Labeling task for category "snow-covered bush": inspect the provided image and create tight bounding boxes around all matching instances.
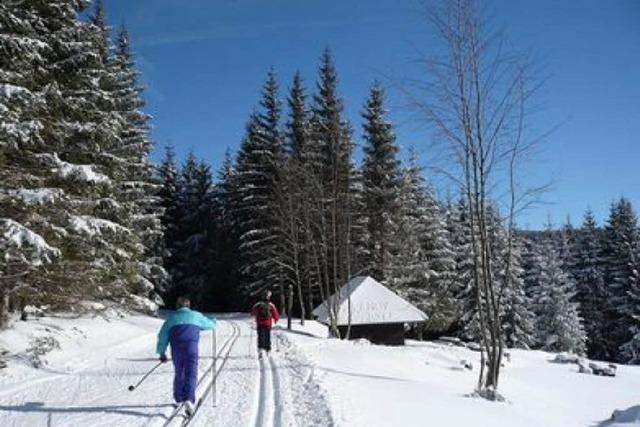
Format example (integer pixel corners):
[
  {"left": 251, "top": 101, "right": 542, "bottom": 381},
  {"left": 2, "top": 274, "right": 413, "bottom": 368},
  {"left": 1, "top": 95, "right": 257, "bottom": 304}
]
[
  {"left": 127, "top": 295, "right": 159, "bottom": 315},
  {"left": 552, "top": 352, "right": 582, "bottom": 364},
  {"left": 589, "top": 362, "right": 617, "bottom": 377},
  {"left": 26, "top": 336, "right": 60, "bottom": 368}
]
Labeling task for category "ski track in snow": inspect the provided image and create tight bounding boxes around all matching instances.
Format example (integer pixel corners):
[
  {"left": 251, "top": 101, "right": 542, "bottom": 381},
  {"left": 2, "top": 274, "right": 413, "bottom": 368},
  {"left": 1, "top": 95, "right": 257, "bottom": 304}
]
[
  {"left": 250, "top": 350, "right": 283, "bottom": 427},
  {"left": 0, "top": 316, "right": 335, "bottom": 427},
  {"left": 271, "top": 329, "right": 334, "bottom": 427},
  {"left": 270, "top": 353, "right": 284, "bottom": 427},
  {"left": 253, "top": 354, "right": 275, "bottom": 427}
]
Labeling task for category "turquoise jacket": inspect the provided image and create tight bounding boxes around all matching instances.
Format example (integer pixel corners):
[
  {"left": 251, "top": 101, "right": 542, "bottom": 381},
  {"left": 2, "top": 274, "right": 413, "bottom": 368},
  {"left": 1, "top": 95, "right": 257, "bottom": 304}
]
[{"left": 156, "top": 307, "right": 217, "bottom": 354}]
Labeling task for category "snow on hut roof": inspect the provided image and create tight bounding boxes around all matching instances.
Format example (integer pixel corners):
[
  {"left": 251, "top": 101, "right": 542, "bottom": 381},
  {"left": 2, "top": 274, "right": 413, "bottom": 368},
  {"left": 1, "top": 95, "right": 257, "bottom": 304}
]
[{"left": 312, "top": 276, "right": 427, "bottom": 326}]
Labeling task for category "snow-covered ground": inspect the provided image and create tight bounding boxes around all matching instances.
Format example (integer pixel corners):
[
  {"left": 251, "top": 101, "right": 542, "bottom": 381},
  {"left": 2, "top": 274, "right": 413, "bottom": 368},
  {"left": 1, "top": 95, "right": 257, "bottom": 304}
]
[
  {"left": 0, "top": 311, "right": 331, "bottom": 427},
  {"left": 0, "top": 312, "right": 637, "bottom": 427},
  {"left": 282, "top": 321, "right": 640, "bottom": 427}
]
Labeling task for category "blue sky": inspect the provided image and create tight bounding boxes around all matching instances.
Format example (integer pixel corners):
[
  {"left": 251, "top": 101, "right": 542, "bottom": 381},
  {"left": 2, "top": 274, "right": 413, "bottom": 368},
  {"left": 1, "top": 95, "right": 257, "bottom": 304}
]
[{"left": 102, "top": 0, "right": 640, "bottom": 229}]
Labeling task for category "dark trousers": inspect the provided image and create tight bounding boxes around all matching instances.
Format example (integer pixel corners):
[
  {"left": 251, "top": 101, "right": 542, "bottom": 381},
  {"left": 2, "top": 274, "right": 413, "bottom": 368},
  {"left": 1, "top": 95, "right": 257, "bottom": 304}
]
[
  {"left": 257, "top": 325, "right": 272, "bottom": 352},
  {"left": 171, "top": 341, "right": 198, "bottom": 403}
]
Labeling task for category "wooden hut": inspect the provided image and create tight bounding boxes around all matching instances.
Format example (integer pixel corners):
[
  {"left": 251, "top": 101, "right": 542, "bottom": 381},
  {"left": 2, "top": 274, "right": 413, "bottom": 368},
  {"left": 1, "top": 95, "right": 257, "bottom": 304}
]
[{"left": 312, "top": 276, "right": 427, "bottom": 345}]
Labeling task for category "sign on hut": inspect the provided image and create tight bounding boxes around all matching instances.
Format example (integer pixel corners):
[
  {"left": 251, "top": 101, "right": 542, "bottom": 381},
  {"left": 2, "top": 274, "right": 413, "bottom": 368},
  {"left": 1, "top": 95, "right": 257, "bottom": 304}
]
[{"left": 312, "top": 276, "right": 427, "bottom": 345}]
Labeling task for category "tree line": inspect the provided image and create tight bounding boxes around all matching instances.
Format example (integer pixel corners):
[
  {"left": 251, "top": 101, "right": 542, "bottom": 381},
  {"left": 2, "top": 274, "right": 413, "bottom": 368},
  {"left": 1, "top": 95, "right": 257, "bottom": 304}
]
[
  {"left": 156, "top": 52, "right": 640, "bottom": 365},
  {"left": 1, "top": 0, "right": 638, "bottom": 372}
]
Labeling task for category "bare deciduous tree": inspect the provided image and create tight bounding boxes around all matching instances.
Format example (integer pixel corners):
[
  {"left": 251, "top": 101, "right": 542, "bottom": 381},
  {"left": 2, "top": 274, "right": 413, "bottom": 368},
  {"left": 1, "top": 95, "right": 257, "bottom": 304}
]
[{"left": 403, "top": 0, "right": 547, "bottom": 398}]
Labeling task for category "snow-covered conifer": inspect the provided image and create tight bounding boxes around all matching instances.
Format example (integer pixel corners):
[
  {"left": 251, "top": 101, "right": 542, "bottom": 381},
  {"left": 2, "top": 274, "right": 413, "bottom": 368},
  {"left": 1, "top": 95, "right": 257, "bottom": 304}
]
[
  {"left": 361, "top": 83, "right": 402, "bottom": 281},
  {"left": 573, "top": 209, "right": 607, "bottom": 359},
  {"left": 448, "top": 199, "right": 479, "bottom": 340},
  {"left": 392, "top": 154, "right": 456, "bottom": 332},
  {"left": 173, "top": 156, "right": 214, "bottom": 303},
  {"left": 498, "top": 234, "right": 537, "bottom": 349},
  {"left": 533, "top": 236, "right": 586, "bottom": 354},
  {"left": 602, "top": 198, "right": 640, "bottom": 362},
  {"left": 111, "top": 25, "right": 166, "bottom": 301}
]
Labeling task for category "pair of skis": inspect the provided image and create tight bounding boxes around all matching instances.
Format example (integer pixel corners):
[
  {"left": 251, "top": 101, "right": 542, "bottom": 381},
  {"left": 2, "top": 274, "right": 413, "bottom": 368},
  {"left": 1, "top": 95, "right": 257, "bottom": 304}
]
[{"left": 163, "top": 399, "right": 199, "bottom": 426}]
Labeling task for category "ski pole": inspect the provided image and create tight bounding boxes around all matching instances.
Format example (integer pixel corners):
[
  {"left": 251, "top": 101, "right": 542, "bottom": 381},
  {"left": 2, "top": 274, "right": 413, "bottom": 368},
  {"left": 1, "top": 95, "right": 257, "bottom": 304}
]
[
  {"left": 128, "top": 361, "right": 163, "bottom": 391},
  {"left": 212, "top": 329, "right": 217, "bottom": 408}
]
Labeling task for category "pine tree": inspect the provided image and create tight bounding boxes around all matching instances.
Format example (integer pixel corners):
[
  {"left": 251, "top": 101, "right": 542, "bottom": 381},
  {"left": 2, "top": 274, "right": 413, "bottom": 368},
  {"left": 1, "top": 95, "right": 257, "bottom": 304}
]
[
  {"left": 73, "top": 2, "right": 152, "bottom": 307},
  {"left": 497, "top": 233, "right": 536, "bottom": 349},
  {"left": 347, "top": 162, "right": 369, "bottom": 281},
  {"left": 311, "top": 48, "right": 355, "bottom": 302},
  {"left": 1, "top": 0, "right": 163, "bottom": 318},
  {"left": 158, "top": 145, "right": 181, "bottom": 289},
  {"left": 449, "top": 199, "right": 479, "bottom": 340},
  {"left": 621, "top": 260, "right": 640, "bottom": 363},
  {"left": 258, "top": 70, "right": 288, "bottom": 310},
  {"left": 173, "top": 156, "right": 214, "bottom": 305},
  {"left": 111, "top": 24, "right": 166, "bottom": 302},
  {"left": 0, "top": 1, "right": 58, "bottom": 324},
  {"left": 558, "top": 217, "right": 578, "bottom": 280},
  {"left": 209, "top": 149, "right": 241, "bottom": 311},
  {"left": 602, "top": 198, "right": 640, "bottom": 362},
  {"left": 574, "top": 209, "right": 607, "bottom": 359},
  {"left": 361, "top": 83, "right": 401, "bottom": 282},
  {"left": 274, "top": 71, "right": 320, "bottom": 321},
  {"left": 392, "top": 158, "right": 429, "bottom": 292},
  {"left": 285, "top": 72, "right": 313, "bottom": 316},
  {"left": 533, "top": 236, "right": 586, "bottom": 354},
  {"left": 285, "top": 71, "right": 338, "bottom": 318},
  {"left": 234, "top": 110, "right": 277, "bottom": 299},
  {"left": 2, "top": 0, "right": 147, "bottom": 311},
  {"left": 392, "top": 154, "right": 456, "bottom": 333},
  {"left": 288, "top": 72, "right": 309, "bottom": 160}
]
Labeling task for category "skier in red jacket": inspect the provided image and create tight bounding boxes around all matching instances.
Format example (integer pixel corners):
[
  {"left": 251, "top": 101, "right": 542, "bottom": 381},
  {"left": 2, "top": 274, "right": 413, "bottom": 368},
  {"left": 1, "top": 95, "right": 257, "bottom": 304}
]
[{"left": 251, "top": 290, "right": 280, "bottom": 357}]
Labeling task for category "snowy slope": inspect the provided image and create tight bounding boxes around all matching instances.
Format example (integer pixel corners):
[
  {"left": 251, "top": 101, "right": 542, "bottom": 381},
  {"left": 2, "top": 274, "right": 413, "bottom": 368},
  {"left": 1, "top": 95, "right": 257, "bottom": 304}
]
[
  {"left": 0, "top": 313, "right": 638, "bottom": 427},
  {"left": 280, "top": 321, "right": 640, "bottom": 427}
]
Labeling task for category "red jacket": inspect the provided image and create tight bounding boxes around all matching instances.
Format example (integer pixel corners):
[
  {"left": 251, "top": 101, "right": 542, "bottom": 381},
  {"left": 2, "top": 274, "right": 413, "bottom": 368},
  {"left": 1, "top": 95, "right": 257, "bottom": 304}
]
[{"left": 251, "top": 301, "right": 280, "bottom": 328}]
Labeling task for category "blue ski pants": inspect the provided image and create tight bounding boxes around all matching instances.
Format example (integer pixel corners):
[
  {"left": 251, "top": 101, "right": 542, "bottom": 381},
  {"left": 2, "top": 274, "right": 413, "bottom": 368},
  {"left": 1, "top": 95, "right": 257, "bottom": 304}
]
[{"left": 171, "top": 341, "right": 199, "bottom": 403}]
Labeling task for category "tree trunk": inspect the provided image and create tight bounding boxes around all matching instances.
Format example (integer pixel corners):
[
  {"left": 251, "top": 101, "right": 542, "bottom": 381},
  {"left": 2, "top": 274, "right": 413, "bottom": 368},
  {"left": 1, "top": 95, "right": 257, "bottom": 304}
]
[
  {"left": 287, "top": 283, "right": 294, "bottom": 330},
  {"left": 296, "top": 274, "right": 305, "bottom": 326},
  {"left": 0, "top": 290, "right": 9, "bottom": 330},
  {"left": 278, "top": 271, "right": 286, "bottom": 318}
]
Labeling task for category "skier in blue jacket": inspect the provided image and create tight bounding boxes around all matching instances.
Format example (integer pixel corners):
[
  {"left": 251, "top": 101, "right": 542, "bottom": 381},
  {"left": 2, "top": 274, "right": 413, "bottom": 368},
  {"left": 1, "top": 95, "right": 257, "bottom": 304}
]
[{"left": 156, "top": 296, "right": 216, "bottom": 416}]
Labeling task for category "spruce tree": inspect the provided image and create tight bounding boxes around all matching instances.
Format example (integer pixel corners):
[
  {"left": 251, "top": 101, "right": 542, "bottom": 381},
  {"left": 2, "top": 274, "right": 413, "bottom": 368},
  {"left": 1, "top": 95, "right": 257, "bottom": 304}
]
[
  {"left": 288, "top": 71, "right": 310, "bottom": 160},
  {"left": 3, "top": 0, "right": 145, "bottom": 309},
  {"left": 209, "top": 150, "right": 241, "bottom": 311},
  {"left": 111, "top": 25, "right": 166, "bottom": 301},
  {"left": 533, "top": 236, "right": 586, "bottom": 354},
  {"left": 1, "top": 0, "right": 163, "bottom": 317},
  {"left": 361, "top": 83, "right": 401, "bottom": 282},
  {"left": 0, "top": 0, "right": 58, "bottom": 323},
  {"left": 621, "top": 263, "right": 640, "bottom": 363},
  {"left": 257, "top": 70, "right": 288, "bottom": 310},
  {"left": 393, "top": 154, "right": 456, "bottom": 333},
  {"left": 285, "top": 72, "right": 327, "bottom": 317},
  {"left": 235, "top": 70, "right": 285, "bottom": 306},
  {"left": 310, "top": 49, "right": 355, "bottom": 306},
  {"left": 173, "top": 157, "right": 214, "bottom": 305},
  {"left": 574, "top": 209, "right": 607, "bottom": 359},
  {"left": 158, "top": 145, "right": 182, "bottom": 294},
  {"left": 234, "top": 110, "right": 277, "bottom": 300},
  {"left": 77, "top": 2, "right": 153, "bottom": 307},
  {"left": 449, "top": 199, "right": 479, "bottom": 340},
  {"left": 602, "top": 198, "right": 640, "bottom": 362},
  {"left": 496, "top": 231, "right": 536, "bottom": 349}
]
